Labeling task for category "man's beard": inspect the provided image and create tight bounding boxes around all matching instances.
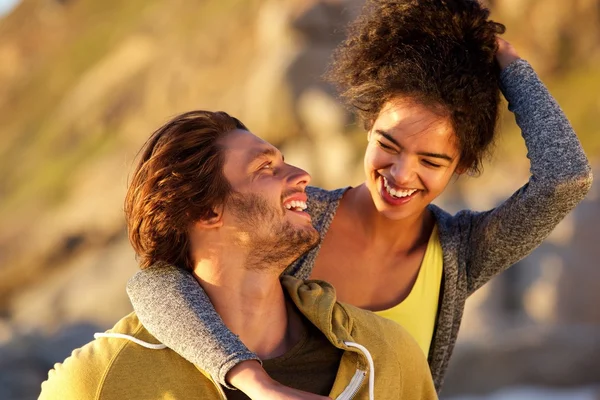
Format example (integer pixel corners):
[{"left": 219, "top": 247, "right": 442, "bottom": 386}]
[{"left": 228, "top": 191, "right": 320, "bottom": 272}]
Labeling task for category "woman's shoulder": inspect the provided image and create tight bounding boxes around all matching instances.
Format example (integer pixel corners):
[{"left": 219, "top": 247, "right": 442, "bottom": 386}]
[
  {"left": 306, "top": 186, "right": 349, "bottom": 224},
  {"left": 306, "top": 186, "right": 348, "bottom": 204},
  {"left": 428, "top": 203, "right": 481, "bottom": 246},
  {"left": 429, "top": 203, "right": 462, "bottom": 229}
]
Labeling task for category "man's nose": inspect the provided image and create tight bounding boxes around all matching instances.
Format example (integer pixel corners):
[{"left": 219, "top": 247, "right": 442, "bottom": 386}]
[{"left": 287, "top": 165, "right": 311, "bottom": 189}]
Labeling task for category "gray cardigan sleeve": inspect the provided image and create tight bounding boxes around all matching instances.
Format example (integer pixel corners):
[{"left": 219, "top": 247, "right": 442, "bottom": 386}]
[
  {"left": 463, "top": 59, "right": 593, "bottom": 294},
  {"left": 126, "top": 263, "right": 261, "bottom": 386}
]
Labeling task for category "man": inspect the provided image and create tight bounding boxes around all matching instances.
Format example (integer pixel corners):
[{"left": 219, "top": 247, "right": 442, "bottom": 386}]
[{"left": 39, "top": 111, "right": 437, "bottom": 399}]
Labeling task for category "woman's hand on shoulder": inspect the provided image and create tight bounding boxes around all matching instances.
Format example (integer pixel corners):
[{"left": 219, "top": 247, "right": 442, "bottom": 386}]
[
  {"left": 496, "top": 37, "right": 521, "bottom": 70},
  {"left": 250, "top": 382, "right": 333, "bottom": 399},
  {"left": 227, "top": 360, "right": 331, "bottom": 399}
]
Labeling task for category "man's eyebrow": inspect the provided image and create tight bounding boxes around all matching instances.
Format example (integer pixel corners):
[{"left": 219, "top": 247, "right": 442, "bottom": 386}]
[
  {"left": 375, "top": 129, "right": 454, "bottom": 162},
  {"left": 249, "top": 147, "right": 283, "bottom": 163}
]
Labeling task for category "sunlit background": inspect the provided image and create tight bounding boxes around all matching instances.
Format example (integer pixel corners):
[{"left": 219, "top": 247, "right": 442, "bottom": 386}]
[
  {"left": 0, "top": 0, "right": 19, "bottom": 16},
  {"left": 0, "top": 0, "right": 598, "bottom": 399}
]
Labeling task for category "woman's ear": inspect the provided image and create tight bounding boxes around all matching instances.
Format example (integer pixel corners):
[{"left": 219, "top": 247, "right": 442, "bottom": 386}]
[
  {"left": 454, "top": 165, "right": 468, "bottom": 176},
  {"left": 453, "top": 158, "right": 471, "bottom": 176}
]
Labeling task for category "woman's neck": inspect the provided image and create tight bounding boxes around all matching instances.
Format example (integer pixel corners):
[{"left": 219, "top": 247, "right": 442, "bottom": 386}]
[{"left": 344, "top": 184, "right": 434, "bottom": 253}]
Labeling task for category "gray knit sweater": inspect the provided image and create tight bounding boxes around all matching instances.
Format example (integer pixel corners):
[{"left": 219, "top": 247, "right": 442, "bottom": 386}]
[{"left": 126, "top": 60, "right": 593, "bottom": 392}]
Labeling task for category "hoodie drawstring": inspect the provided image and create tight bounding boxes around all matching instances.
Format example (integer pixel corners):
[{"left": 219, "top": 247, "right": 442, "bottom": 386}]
[
  {"left": 94, "top": 333, "right": 373, "bottom": 399},
  {"left": 94, "top": 332, "right": 167, "bottom": 350},
  {"left": 344, "top": 341, "right": 375, "bottom": 400}
]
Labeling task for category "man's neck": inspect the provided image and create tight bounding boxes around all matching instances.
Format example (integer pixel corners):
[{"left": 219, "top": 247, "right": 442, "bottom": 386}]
[{"left": 193, "top": 263, "right": 303, "bottom": 359}]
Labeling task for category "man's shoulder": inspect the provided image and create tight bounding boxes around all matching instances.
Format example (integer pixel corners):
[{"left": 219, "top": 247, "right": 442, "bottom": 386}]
[
  {"left": 39, "top": 312, "right": 145, "bottom": 399},
  {"left": 334, "top": 303, "right": 438, "bottom": 399},
  {"left": 336, "top": 302, "right": 418, "bottom": 348},
  {"left": 283, "top": 277, "right": 421, "bottom": 352},
  {"left": 280, "top": 279, "right": 437, "bottom": 399},
  {"left": 337, "top": 302, "right": 425, "bottom": 362},
  {"left": 39, "top": 312, "right": 220, "bottom": 400}
]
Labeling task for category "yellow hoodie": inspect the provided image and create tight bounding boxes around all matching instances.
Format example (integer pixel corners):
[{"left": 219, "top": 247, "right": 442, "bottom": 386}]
[{"left": 39, "top": 276, "right": 437, "bottom": 399}]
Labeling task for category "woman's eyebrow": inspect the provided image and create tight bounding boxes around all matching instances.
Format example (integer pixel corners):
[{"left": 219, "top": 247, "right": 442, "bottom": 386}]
[
  {"left": 418, "top": 151, "right": 453, "bottom": 161},
  {"left": 376, "top": 130, "right": 401, "bottom": 147}
]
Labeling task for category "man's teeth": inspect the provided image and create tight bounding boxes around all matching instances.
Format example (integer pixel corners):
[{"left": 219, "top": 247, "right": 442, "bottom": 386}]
[
  {"left": 284, "top": 200, "right": 307, "bottom": 211},
  {"left": 383, "top": 177, "right": 417, "bottom": 198}
]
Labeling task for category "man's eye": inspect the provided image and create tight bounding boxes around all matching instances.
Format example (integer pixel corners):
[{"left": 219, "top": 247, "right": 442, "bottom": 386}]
[{"left": 261, "top": 162, "right": 273, "bottom": 170}]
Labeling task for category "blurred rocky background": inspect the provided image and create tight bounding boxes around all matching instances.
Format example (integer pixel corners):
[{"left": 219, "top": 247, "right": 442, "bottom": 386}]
[{"left": 0, "top": 0, "right": 598, "bottom": 399}]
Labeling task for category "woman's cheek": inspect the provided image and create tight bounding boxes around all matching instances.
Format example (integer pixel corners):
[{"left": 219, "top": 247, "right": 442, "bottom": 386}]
[
  {"left": 366, "top": 147, "right": 392, "bottom": 170},
  {"left": 426, "top": 168, "right": 454, "bottom": 191},
  {"left": 363, "top": 146, "right": 379, "bottom": 169}
]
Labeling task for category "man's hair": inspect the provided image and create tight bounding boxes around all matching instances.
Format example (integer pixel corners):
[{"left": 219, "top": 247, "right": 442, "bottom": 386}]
[
  {"left": 326, "top": 0, "right": 505, "bottom": 174},
  {"left": 125, "top": 110, "right": 248, "bottom": 270}
]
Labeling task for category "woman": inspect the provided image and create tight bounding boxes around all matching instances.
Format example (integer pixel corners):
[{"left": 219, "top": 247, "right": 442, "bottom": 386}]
[{"left": 126, "top": 0, "right": 592, "bottom": 397}]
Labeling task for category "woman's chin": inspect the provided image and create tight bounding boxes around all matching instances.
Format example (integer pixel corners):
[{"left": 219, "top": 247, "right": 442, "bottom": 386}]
[{"left": 371, "top": 189, "right": 426, "bottom": 222}]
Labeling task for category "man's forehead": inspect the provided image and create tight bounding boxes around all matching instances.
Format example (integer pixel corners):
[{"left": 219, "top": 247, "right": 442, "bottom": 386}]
[{"left": 221, "top": 129, "right": 279, "bottom": 162}]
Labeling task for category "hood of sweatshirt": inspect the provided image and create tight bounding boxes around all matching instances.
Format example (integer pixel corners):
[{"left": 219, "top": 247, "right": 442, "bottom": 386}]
[
  {"left": 90, "top": 277, "right": 436, "bottom": 400},
  {"left": 281, "top": 276, "right": 364, "bottom": 356}
]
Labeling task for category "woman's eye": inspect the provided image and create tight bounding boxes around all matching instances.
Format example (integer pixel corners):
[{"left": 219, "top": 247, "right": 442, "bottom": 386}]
[
  {"left": 261, "top": 162, "right": 273, "bottom": 170},
  {"left": 423, "top": 160, "right": 441, "bottom": 168},
  {"left": 377, "top": 141, "right": 396, "bottom": 152}
]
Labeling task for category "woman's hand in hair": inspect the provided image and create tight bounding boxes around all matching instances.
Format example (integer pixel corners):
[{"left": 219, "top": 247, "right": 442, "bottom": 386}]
[{"left": 495, "top": 37, "right": 521, "bottom": 70}]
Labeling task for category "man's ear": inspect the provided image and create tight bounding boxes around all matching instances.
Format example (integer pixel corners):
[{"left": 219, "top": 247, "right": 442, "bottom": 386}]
[{"left": 196, "top": 206, "right": 224, "bottom": 229}]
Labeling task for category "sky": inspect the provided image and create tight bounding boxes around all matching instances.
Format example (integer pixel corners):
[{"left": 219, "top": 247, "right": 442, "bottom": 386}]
[{"left": 0, "top": 0, "right": 20, "bottom": 17}]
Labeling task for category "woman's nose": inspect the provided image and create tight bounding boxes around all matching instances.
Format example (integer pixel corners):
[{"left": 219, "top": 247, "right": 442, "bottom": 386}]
[{"left": 390, "top": 156, "right": 415, "bottom": 185}]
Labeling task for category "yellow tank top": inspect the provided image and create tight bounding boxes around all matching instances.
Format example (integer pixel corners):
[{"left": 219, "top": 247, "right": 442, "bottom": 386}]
[{"left": 374, "top": 225, "right": 443, "bottom": 357}]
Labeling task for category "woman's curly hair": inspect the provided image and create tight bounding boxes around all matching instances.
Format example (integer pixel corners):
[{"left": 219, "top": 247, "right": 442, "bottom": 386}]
[{"left": 326, "top": 0, "right": 506, "bottom": 174}]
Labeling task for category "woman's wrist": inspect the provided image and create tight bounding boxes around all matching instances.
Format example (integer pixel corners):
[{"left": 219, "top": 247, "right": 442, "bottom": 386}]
[
  {"left": 226, "top": 360, "right": 332, "bottom": 399},
  {"left": 226, "top": 360, "right": 274, "bottom": 396}
]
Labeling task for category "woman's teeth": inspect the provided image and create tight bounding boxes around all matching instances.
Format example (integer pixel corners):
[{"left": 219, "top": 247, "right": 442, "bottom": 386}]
[
  {"left": 383, "top": 177, "right": 417, "bottom": 198},
  {"left": 284, "top": 200, "right": 307, "bottom": 211}
]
